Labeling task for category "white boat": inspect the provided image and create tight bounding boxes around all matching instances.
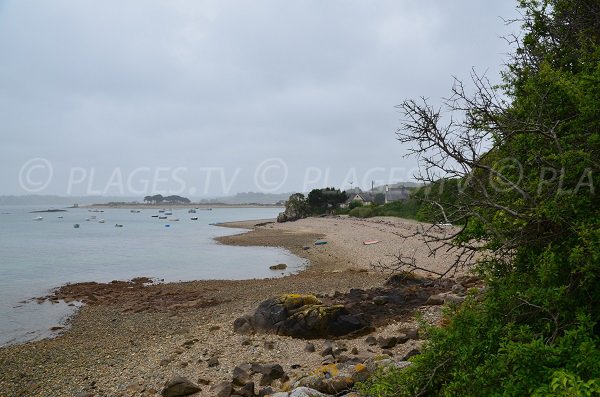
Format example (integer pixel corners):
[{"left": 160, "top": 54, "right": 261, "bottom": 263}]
[
  {"left": 168, "top": 218, "right": 180, "bottom": 221},
  {"left": 98, "top": 219, "right": 105, "bottom": 223},
  {"left": 33, "top": 216, "right": 43, "bottom": 221},
  {"left": 165, "top": 211, "right": 173, "bottom": 216}
]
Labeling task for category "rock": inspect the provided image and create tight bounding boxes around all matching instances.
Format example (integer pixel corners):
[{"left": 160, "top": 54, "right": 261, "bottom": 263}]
[
  {"left": 207, "top": 356, "right": 220, "bottom": 367},
  {"left": 372, "top": 296, "right": 389, "bottom": 305},
  {"left": 237, "top": 382, "right": 256, "bottom": 397},
  {"left": 233, "top": 365, "right": 251, "bottom": 386},
  {"left": 320, "top": 346, "right": 333, "bottom": 357},
  {"left": 161, "top": 376, "right": 201, "bottom": 397},
  {"left": 209, "top": 325, "right": 221, "bottom": 331},
  {"left": 321, "top": 355, "right": 335, "bottom": 364},
  {"left": 351, "top": 347, "right": 359, "bottom": 355},
  {"left": 363, "top": 355, "right": 396, "bottom": 374},
  {"left": 377, "top": 336, "right": 398, "bottom": 349},
  {"left": 452, "top": 283, "right": 466, "bottom": 294},
  {"left": 236, "top": 294, "right": 370, "bottom": 339},
  {"left": 351, "top": 363, "right": 371, "bottom": 383},
  {"left": 304, "top": 342, "right": 316, "bottom": 352},
  {"left": 396, "top": 333, "right": 409, "bottom": 344},
  {"left": 402, "top": 348, "right": 421, "bottom": 360},
  {"left": 400, "top": 328, "right": 419, "bottom": 340},
  {"left": 270, "top": 393, "right": 290, "bottom": 397},
  {"left": 74, "top": 393, "right": 94, "bottom": 397},
  {"left": 425, "top": 294, "right": 445, "bottom": 305},
  {"left": 257, "top": 387, "right": 276, "bottom": 397},
  {"left": 233, "top": 315, "right": 256, "bottom": 335},
  {"left": 241, "top": 337, "right": 252, "bottom": 346},
  {"left": 159, "top": 358, "right": 172, "bottom": 366},
  {"left": 294, "top": 364, "right": 354, "bottom": 394},
  {"left": 197, "top": 378, "right": 211, "bottom": 386},
  {"left": 254, "top": 363, "right": 285, "bottom": 386},
  {"left": 443, "top": 293, "right": 466, "bottom": 304},
  {"left": 289, "top": 387, "right": 328, "bottom": 397},
  {"left": 364, "top": 336, "right": 377, "bottom": 346},
  {"left": 211, "top": 382, "right": 234, "bottom": 397},
  {"left": 269, "top": 263, "right": 288, "bottom": 270}
]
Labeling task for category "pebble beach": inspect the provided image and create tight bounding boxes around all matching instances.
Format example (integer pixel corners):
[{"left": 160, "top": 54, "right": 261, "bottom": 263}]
[{"left": 0, "top": 216, "right": 469, "bottom": 397}]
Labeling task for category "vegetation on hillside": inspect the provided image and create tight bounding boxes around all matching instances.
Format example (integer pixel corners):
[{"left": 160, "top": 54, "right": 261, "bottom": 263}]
[{"left": 359, "top": 0, "right": 600, "bottom": 395}]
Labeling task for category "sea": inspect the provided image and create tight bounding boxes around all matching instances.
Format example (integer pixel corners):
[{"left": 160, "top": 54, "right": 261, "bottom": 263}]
[{"left": 0, "top": 205, "right": 306, "bottom": 347}]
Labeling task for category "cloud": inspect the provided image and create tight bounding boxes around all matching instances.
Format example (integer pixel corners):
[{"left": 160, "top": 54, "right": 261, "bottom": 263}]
[{"left": 0, "top": 0, "right": 518, "bottom": 196}]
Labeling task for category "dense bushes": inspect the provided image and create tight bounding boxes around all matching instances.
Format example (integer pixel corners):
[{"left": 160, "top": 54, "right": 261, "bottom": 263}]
[{"left": 360, "top": 0, "right": 600, "bottom": 395}]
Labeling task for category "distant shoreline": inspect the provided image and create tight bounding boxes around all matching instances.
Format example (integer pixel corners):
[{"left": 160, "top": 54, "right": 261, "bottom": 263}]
[{"left": 83, "top": 203, "right": 284, "bottom": 209}]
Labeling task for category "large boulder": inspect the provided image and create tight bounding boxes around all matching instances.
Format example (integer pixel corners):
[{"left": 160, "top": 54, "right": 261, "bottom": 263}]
[{"left": 234, "top": 294, "right": 370, "bottom": 339}]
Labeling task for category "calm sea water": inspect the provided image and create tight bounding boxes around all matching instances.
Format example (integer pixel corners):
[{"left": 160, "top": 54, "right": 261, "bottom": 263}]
[{"left": 0, "top": 206, "right": 305, "bottom": 346}]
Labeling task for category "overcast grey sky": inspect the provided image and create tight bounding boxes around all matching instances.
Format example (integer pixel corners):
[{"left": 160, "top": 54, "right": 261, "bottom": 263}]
[{"left": 0, "top": 0, "right": 518, "bottom": 197}]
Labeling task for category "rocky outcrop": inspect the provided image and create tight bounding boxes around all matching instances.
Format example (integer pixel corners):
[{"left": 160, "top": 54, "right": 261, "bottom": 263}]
[
  {"left": 233, "top": 294, "right": 371, "bottom": 339},
  {"left": 293, "top": 357, "right": 411, "bottom": 395},
  {"left": 277, "top": 194, "right": 309, "bottom": 223}
]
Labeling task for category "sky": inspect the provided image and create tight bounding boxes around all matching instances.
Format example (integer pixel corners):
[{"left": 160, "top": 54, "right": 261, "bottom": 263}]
[{"left": 0, "top": 0, "right": 519, "bottom": 198}]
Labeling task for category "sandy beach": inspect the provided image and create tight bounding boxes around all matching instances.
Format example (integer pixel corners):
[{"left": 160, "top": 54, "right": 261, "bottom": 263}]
[{"left": 0, "top": 216, "right": 470, "bottom": 397}]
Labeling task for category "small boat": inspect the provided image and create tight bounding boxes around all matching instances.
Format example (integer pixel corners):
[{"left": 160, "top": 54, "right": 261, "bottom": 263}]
[
  {"left": 363, "top": 240, "right": 380, "bottom": 245},
  {"left": 98, "top": 219, "right": 105, "bottom": 223},
  {"left": 130, "top": 210, "right": 141, "bottom": 213},
  {"left": 158, "top": 209, "right": 165, "bottom": 213},
  {"left": 165, "top": 211, "right": 173, "bottom": 216},
  {"left": 114, "top": 224, "right": 123, "bottom": 228},
  {"left": 168, "top": 218, "right": 180, "bottom": 221},
  {"left": 91, "top": 215, "right": 97, "bottom": 220},
  {"left": 33, "top": 216, "right": 43, "bottom": 221},
  {"left": 188, "top": 209, "right": 197, "bottom": 213},
  {"left": 151, "top": 215, "right": 159, "bottom": 218},
  {"left": 85, "top": 218, "right": 90, "bottom": 221},
  {"left": 73, "top": 224, "right": 80, "bottom": 228},
  {"left": 158, "top": 216, "right": 167, "bottom": 219},
  {"left": 164, "top": 224, "right": 171, "bottom": 228},
  {"left": 57, "top": 216, "right": 63, "bottom": 219},
  {"left": 314, "top": 240, "right": 327, "bottom": 245},
  {"left": 190, "top": 217, "right": 198, "bottom": 220}
]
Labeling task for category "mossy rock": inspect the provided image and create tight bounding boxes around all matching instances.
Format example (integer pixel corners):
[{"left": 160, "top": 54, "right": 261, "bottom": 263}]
[{"left": 237, "top": 294, "right": 371, "bottom": 339}]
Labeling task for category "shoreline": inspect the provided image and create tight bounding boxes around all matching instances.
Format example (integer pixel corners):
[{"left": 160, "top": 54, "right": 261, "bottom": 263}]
[
  {"left": 0, "top": 216, "right": 466, "bottom": 397},
  {"left": 82, "top": 204, "right": 284, "bottom": 209}
]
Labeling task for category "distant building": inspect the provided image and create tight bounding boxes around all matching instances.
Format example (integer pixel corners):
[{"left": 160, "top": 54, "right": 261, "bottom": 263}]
[
  {"left": 384, "top": 185, "right": 410, "bottom": 203},
  {"left": 342, "top": 192, "right": 375, "bottom": 208}
]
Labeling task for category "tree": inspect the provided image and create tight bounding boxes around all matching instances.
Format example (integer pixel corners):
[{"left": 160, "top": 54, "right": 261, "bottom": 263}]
[
  {"left": 363, "top": 1, "right": 600, "bottom": 395},
  {"left": 308, "top": 187, "right": 348, "bottom": 213}
]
